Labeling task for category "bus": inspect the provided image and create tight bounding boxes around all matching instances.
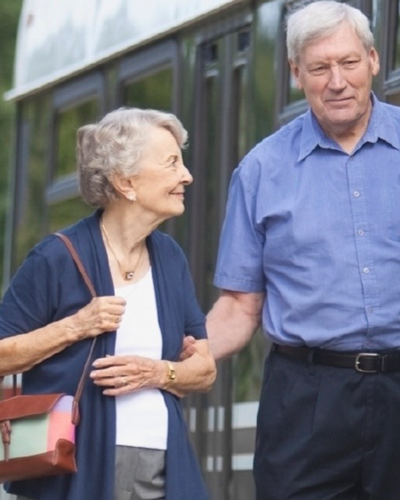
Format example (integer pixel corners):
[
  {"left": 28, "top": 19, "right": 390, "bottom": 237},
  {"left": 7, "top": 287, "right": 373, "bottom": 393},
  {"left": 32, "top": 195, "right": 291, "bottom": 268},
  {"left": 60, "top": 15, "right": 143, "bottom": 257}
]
[{"left": 2, "top": 0, "right": 400, "bottom": 498}]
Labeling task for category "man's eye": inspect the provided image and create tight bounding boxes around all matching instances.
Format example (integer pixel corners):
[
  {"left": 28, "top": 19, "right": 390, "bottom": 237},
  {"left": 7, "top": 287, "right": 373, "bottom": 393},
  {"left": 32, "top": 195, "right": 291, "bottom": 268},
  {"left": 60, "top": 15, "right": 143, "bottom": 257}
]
[
  {"left": 311, "top": 67, "right": 326, "bottom": 75},
  {"left": 343, "top": 60, "right": 359, "bottom": 68}
]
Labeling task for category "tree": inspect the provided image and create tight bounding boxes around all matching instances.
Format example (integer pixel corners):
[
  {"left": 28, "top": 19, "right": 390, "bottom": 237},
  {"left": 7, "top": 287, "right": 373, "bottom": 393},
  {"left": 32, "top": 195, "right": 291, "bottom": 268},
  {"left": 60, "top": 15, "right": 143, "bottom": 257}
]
[{"left": 0, "top": 0, "right": 24, "bottom": 285}]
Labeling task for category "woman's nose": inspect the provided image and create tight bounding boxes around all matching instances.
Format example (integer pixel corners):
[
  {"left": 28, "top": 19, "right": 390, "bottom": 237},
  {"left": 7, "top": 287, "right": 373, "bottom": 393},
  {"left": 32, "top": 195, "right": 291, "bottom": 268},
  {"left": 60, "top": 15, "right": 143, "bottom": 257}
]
[{"left": 181, "top": 165, "right": 193, "bottom": 185}]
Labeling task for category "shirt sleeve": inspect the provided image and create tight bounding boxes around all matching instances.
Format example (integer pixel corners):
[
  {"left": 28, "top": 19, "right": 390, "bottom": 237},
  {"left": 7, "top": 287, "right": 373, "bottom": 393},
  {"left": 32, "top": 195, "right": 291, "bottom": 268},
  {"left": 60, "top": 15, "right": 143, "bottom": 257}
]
[
  {"left": 0, "top": 241, "right": 57, "bottom": 339},
  {"left": 214, "top": 154, "right": 266, "bottom": 293}
]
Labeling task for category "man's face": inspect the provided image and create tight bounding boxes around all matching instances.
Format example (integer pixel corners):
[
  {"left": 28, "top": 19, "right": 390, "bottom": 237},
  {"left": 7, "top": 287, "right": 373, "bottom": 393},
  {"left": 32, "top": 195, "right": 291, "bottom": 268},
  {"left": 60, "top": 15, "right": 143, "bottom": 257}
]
[{"left": 290, "top": 23, "right": 380, "bottom": 138}]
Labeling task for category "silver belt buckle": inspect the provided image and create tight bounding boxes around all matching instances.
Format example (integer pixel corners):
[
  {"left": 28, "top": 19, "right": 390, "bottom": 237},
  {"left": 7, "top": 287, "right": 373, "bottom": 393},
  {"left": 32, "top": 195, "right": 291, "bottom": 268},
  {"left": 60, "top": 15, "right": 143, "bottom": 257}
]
[{"left": 355, "top": 352, "right": 381, "bottom": 373}]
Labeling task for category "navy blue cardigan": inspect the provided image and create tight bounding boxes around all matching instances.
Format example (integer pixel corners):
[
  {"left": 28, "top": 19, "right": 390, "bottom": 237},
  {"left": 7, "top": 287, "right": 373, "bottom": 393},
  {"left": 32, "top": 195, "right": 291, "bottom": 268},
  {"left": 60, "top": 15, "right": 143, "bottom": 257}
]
[{"left": 0, "top": 211, "right": 210, "bottom": 500}]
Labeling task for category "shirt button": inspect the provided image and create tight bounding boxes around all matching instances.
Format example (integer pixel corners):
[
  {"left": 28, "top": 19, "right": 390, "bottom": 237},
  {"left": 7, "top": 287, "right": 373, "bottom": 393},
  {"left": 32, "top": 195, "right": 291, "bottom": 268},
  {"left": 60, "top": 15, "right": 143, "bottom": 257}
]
[
  {"left": 354, "top": 191, "right": 360, "bottom": 198},
  {"left": 367, "top": 307, "right": 374, "bottom": 314},
  {"left": 358, "top": 229, "right": 365, "bottom": 236},
  {"left": 363, "top": 267, "right": 370, "bottom": 274}
]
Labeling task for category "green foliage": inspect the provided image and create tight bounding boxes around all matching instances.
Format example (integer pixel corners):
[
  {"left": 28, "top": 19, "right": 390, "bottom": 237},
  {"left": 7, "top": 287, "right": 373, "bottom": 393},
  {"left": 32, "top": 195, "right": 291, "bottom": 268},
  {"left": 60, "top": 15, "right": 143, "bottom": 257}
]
[{"left": 0, "top": 0, "right": 23, "bottom": 284}]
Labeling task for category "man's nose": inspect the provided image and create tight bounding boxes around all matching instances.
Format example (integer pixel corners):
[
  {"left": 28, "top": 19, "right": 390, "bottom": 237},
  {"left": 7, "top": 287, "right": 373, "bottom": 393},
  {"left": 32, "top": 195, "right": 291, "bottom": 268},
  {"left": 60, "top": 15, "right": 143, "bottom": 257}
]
[{"left": 328, "top": 66, "right": 346, "bottom": 90}]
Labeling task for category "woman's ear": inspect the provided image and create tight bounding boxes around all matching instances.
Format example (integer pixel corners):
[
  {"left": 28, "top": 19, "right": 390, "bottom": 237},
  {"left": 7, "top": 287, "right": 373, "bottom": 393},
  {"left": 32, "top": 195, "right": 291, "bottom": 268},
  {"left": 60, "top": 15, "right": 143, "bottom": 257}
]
[{"left": 110, "top": 172, "right": 137, "bottom": 202}]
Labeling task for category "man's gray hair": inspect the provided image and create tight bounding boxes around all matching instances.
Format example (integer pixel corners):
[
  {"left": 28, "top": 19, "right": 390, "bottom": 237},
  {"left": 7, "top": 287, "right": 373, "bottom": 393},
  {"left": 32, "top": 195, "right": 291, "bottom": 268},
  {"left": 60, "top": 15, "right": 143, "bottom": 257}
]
[
  {"left": 286, "top": 0, "right": 374, "bottom": 63},
  {"left": 77, "top": 107, "right": 188, "bottom": 207}
]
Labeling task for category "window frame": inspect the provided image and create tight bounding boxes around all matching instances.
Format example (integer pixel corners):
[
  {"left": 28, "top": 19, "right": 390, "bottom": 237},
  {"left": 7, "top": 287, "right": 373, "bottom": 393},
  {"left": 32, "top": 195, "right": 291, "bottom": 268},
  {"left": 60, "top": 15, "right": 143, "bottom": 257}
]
[
  {"left": 116, "top": 41, "right": 180, "bottom": 111},
  {"left": 47, "top": 72, "right": 106, "bottom": 205}
]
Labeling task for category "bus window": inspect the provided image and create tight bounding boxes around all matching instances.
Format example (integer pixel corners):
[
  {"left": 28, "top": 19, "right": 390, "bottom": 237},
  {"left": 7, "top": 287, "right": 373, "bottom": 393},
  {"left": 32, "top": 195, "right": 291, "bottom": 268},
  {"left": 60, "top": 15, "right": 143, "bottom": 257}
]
[
  {"left": 123, "top": 67, "right": 173, "bottom": 111},
  {"left": 55, "top": 100, "right": 99, "bottom": 179},
  {"left": 393, "top": 2, "right": 400, "bottom": 70},
  {"left": 203, "top": 70, "right": 220, "bottom": 313},
  {"left": 48, "top": 99, "right": 100, "bottom": 231},
  {"left": 386, "top": 92, "right": 400, "bottom": 106},
  {"left": 48, "top": 197, "right": 93, "bottom": 234},
  {"left": 233, "top": 31, "right": 251, "bottom": 165},
  {"left": 192, "top": 38, "right": 222, "bottom": 313},
  {"left": 13, "top": 97, "right": 52, "bottom": 269},
  {"left": 288, "top": 72, "right": 304, "bottom": 105}
]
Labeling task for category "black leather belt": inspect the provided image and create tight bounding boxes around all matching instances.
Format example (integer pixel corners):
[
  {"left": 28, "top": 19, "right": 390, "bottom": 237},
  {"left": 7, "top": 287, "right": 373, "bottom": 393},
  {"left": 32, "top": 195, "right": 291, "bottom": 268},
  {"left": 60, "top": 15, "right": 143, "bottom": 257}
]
[{"left": 273, "top": 344, "right": 400, "bottom": 373}]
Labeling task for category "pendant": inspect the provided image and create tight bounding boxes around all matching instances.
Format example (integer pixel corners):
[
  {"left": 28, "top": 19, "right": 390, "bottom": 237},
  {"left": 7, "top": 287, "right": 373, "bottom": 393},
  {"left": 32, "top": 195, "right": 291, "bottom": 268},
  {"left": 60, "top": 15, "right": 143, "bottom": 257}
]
[{"left": 124, "top": 271, "right": 135, "bottom": 280}]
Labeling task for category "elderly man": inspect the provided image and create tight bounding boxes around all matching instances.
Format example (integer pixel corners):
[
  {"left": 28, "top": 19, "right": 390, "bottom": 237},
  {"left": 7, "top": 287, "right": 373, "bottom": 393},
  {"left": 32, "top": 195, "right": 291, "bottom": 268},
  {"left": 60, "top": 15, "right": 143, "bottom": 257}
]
[{"left": 206, "top": 1, "right": 400, "bottom": 498}]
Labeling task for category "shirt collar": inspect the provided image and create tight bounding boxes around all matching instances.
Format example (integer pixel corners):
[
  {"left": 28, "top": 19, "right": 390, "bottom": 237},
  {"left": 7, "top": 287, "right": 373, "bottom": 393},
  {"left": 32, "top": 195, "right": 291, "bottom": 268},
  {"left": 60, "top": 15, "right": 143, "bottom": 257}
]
[{"left": 298, "top": 93, "right": 400, "bottom": 162}]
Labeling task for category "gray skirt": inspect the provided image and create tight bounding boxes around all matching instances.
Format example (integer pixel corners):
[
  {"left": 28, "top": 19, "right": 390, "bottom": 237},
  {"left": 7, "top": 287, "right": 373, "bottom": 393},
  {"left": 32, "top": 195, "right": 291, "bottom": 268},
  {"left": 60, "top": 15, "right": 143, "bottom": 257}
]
[{"left": 17, "top": 445, "right": 166, "bottom": 500}]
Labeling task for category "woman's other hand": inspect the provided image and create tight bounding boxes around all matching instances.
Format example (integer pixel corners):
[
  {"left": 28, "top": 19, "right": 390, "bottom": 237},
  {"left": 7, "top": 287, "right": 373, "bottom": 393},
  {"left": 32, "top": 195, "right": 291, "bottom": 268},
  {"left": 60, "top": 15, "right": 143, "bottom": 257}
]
[
  {"left": 90, "top": 354, "right": 159, "bottom": 395},
  {"left": 179, "top": 335, "right": 196, "bottom": 360},
  {"left": 91, "top": 339, "right": 216, "bottom": 398}
]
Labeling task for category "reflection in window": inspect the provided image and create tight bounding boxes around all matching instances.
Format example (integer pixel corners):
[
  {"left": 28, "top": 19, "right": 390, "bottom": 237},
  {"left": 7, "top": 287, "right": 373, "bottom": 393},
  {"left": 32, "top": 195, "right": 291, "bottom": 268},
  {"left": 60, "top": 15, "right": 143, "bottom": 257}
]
[
  {"left": 48, "top": 197, "right": 93, "bottom": 234},
  {"left": 122, "top": 67, "right": 176, "bottom": 237},
  {"left": 203, "top": 75, "right": 220, "bottom": 312},
  {"left": 172, "top": 146, "right": 192, "bottom": 253},
  {"left": 386, "top": 92, "right": 400, "bottom": 106},
  {"left": 123, "top": 68, "right": 172, "bottom": 110},
  {"left": 283, "top": 3, "right": 306, "bottom": 105},
  {"left": 393, "top": 2, "right": 400, "bottom": 70},
  {"left": 14, "top": 97, "right": 52, "bottom": 269},
  {"left": 233, "top": 66, "right": 249, "bottom": 166},
  {"left": 56, "top": 100, "right": 99, "bottom": 179},
  {"left": 288, "top": 72, "right": 304, "bottom": 104},
  {"left": 234, "top": 331, "right": 268, "bottom": 402},
  {"left": 233, "top": 63, "right": 267, "bottom": 401},
  {"left": 233, "top": 30, "right": 251, "bottom": 166}
]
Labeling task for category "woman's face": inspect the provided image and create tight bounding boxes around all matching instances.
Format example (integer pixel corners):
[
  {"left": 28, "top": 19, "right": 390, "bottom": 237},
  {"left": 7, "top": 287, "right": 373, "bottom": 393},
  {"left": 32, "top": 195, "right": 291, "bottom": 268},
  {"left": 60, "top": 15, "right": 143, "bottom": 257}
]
[{"left": 132, "top": 127, "right": 193, "bottom": 223}]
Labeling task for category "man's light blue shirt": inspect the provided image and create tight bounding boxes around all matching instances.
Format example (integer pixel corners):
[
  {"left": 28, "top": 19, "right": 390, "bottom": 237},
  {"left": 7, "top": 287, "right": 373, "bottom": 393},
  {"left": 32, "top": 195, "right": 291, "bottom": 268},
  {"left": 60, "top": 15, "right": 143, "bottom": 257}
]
[{"left": 214, "top": 95, "right": 400, "bottom": 351}]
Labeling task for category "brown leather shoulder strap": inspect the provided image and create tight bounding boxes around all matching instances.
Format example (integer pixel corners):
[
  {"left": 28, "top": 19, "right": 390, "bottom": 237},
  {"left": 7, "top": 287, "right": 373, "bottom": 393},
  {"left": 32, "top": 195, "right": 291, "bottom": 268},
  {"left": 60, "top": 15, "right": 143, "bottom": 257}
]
[
  {"left": 8, "top": 234, "right": 99, "bottom": 424},
  {"left": 55, "top": 233, "right": 98, "bottom": 425},
  {"left": 55, "top": 233, "right": 96, "bottom": 298}
]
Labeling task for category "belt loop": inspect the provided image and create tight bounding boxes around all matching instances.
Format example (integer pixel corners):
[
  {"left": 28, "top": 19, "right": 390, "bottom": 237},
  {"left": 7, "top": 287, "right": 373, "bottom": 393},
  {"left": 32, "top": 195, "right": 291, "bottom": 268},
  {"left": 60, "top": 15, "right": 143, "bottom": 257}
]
[
  {"left": 381, "top": 354, "right": 387, "bottom": 372},
  {"left": 307, "top": 349, "right": 316, "bottom": 364},
  {"left": 307, "top": 348, "right": 317, "bottom": 375}
]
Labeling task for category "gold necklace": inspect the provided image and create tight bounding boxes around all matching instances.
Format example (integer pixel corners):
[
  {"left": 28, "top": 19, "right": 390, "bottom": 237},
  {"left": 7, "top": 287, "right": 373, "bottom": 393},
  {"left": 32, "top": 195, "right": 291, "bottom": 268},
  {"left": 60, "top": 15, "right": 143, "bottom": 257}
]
[{"left": 101, "top": 222, "right": 145, "bottom": 280}]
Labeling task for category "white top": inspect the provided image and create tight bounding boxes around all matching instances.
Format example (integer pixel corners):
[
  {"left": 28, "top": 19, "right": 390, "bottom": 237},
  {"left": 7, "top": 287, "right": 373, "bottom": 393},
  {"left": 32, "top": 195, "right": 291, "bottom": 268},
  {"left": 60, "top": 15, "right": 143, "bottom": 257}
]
[{"left": 114, "top": 268, "right": 168, "bottom": 450}]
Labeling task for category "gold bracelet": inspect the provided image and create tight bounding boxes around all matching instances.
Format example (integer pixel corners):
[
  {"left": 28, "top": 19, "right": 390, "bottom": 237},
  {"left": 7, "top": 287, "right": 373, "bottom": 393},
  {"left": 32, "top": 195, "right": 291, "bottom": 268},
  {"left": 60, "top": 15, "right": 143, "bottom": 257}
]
[{"left": 166, "top": 360, "right": 176, "bottom": 381}]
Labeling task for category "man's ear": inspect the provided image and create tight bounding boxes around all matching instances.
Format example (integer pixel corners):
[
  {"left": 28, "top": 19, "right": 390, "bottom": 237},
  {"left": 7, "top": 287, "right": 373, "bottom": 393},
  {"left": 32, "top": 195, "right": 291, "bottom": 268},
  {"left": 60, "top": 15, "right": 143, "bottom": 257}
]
[
  {"left": 289, "top": 60, "right": 303, "bottom": 90},
  {"left": 369, "top": 47, "right": 380, "bottom": 77}
]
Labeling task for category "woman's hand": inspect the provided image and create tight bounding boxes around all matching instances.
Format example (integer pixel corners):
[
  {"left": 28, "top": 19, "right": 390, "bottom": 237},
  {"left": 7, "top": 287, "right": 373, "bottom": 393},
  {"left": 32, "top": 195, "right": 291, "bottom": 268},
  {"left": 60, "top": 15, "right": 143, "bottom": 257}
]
[
  {"left": 91, "top": 339, "right": 216, "bottom": 398},
  {"left": 0, "top": 296, "right": 126, "bottom": 376},
  {"left": 180, "top": 335, "right": 197, "bottom": 360},
  {"left": 67, "top": 296, "right": 126, "bottom": 341},
  {"left": 90, "top": 355, "right": 162, "bottom": 396}
]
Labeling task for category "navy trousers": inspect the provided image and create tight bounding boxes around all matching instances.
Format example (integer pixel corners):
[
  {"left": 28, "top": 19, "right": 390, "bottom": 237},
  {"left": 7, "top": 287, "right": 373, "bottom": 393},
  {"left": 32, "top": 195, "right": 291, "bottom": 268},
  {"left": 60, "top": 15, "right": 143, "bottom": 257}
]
[{"left": 254, "top": 350, "right": 400, "bottom": 500}]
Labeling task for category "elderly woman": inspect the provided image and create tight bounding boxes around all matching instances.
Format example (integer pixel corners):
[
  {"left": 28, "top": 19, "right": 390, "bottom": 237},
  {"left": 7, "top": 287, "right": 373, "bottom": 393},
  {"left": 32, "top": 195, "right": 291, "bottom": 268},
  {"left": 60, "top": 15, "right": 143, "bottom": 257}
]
[{"left": 0, "top": 108, "right": 216, "bottom": 500}]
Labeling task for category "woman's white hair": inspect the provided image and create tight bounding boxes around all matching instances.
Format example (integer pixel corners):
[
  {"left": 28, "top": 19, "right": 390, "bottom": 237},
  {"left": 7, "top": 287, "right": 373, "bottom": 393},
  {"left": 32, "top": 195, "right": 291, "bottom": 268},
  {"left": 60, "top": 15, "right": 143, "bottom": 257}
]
[
  {"left": 286, "top": 0, "right": 374, "bottom": 63},
  {"left": 77, "top": 107, "right": 188, "bottom": 207}
]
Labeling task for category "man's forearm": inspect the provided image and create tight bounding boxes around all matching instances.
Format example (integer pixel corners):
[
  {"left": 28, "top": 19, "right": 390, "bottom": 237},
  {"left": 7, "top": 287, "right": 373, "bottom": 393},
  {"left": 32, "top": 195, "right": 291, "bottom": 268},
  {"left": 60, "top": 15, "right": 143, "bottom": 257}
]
[{"left": 206, "top": 290, "right": 264, "bottom": 361}]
